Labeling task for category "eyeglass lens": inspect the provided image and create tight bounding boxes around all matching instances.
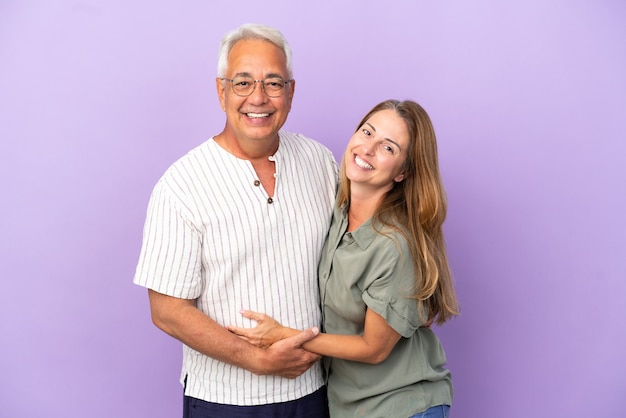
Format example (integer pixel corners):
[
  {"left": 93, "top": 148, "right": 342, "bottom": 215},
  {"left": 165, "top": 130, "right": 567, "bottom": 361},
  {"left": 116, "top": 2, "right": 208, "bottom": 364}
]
[{"left": 230, "top": 77, "right": 288, "bottom": 97}]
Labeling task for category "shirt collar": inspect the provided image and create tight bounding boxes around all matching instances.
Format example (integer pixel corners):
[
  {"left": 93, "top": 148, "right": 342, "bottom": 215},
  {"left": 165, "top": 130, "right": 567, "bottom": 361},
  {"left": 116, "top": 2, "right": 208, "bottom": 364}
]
[{"left": 337, "top": 204, "right": 378, "bottom": 250}]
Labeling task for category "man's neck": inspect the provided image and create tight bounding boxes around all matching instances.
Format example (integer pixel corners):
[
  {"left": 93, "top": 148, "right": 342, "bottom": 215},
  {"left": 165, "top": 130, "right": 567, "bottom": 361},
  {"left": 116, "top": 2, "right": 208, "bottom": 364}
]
[{"left": 214, "top": 132, "right": 279, "bottom": 161}]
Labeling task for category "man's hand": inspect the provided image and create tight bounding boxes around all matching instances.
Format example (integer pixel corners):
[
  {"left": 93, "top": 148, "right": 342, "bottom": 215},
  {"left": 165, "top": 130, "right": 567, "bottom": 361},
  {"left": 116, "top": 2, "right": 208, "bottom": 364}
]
[{"left": 255, "top": 327, "right": 322, "bottom": 379}]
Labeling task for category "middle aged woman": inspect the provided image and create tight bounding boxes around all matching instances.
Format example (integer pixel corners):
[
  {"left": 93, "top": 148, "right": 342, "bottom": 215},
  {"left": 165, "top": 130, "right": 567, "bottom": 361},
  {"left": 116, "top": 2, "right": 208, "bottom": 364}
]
[{"left": 228, "top": 99, "right": 459, "bottom": 418}]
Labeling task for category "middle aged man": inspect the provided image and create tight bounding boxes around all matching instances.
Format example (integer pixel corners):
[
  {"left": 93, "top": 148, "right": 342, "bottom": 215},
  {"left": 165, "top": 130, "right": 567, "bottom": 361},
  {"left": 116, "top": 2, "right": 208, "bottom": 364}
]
[{"left": 133, "top": 24, "right": 338, "bottom": 418}]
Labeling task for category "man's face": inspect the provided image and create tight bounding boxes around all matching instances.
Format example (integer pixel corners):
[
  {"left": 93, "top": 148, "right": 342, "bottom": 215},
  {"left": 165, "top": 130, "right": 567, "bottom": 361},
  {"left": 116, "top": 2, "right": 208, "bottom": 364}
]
[{"left": 216, "top": 39, "right": 294, "bottom": 145}]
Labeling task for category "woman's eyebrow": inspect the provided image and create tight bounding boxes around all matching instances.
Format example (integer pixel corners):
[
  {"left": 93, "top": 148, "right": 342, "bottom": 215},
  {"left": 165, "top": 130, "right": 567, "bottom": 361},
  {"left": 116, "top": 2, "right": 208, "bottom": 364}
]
[{"left": 365, "top": 122, "right": 402, "bottom": 151}]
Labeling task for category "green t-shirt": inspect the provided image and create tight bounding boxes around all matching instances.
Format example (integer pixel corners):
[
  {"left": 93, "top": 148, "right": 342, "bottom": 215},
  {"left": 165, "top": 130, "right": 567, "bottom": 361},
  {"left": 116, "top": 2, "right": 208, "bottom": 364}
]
[{"left": 318, "top": 205, "right": 453, "bottom": 418}]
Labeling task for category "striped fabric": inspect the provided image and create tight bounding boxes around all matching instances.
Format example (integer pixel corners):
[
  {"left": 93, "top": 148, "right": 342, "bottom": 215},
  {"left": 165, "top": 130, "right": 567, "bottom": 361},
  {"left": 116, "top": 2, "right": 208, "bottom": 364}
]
[{"left": 134, "top": 131, "right": 338, "bottom": 405}]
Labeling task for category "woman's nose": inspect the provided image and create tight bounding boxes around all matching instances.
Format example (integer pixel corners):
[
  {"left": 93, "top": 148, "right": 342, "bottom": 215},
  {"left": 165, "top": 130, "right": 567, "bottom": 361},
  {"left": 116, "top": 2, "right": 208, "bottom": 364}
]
[{"left": 360, "top": 142, "right": 375, "bottom": 155}]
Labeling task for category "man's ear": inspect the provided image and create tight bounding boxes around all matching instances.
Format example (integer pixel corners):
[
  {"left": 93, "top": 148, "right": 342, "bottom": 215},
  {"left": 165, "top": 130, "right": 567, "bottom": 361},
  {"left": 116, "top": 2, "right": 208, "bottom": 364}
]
[
  {"left": 216, "top": 78, "right": 226, "bottom": 111},
  {"left": 288, "top": 79, "right": 295, "bottom": 101}
]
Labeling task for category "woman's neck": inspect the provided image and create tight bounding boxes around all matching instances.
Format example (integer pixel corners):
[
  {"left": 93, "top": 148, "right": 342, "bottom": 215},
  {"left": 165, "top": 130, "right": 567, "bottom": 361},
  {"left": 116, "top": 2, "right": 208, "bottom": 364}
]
[{"left": 347, "top": 193, "right": 381, "bottom": 232}]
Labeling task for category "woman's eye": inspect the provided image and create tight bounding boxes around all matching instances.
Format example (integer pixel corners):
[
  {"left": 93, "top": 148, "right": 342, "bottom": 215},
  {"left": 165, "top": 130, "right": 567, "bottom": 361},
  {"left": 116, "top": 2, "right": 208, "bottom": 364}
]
[{"left": 362, "top": 129, "right": 371, "bottom": 136}]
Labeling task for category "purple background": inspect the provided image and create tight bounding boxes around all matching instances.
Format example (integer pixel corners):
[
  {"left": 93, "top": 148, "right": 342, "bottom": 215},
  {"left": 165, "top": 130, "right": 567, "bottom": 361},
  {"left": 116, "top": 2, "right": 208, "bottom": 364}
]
[{"left": 1, "top": 1, "right": 625, "bottom": 417}]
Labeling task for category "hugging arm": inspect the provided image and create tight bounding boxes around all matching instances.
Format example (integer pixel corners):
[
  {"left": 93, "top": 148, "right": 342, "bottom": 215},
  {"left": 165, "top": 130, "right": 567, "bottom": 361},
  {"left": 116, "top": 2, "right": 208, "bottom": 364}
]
[
  {"left": 227, "top": 308, "right": 401, "bottom": 365},
  {"left": 148, "top": 290, "right": 321, "bottom": 378}
]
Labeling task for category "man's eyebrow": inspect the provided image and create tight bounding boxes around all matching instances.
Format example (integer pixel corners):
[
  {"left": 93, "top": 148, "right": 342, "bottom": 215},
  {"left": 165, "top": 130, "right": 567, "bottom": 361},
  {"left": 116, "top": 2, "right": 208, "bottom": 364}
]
[
  {"left": 364, "top": 122, "right": 402, "bottom": 151},
  {"left": 232, "top": 71, "right": 287, "bottom": 79},
  {"left": 265, "top": 72, "right": 287, "bottom": 79}
]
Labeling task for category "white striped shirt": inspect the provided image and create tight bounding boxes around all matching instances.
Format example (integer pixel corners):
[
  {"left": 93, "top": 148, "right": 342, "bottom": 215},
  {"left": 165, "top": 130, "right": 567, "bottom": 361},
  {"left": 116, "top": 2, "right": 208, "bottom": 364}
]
[{"left": 134, "top": 131, "right": 338, "bottom": 405}]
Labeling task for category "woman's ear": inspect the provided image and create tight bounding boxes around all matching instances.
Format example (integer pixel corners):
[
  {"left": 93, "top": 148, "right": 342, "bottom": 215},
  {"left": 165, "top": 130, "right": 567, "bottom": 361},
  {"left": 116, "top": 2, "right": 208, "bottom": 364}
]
[{"left": 394, "top": 172, "right": 406, "bottom": 183}]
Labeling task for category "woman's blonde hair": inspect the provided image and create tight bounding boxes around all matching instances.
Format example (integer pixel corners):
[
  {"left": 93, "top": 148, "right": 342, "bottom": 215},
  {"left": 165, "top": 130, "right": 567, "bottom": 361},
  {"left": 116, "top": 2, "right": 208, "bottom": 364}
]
[{"left": 337, "top": 99, "right": 459, "bottom": 324}]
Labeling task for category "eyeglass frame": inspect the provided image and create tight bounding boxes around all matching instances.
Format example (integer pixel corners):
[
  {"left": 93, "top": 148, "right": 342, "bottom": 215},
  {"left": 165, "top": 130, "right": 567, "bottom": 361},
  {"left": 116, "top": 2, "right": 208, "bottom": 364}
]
[{"left": 219, "top": 76, "right": 293, "bottom": 98}]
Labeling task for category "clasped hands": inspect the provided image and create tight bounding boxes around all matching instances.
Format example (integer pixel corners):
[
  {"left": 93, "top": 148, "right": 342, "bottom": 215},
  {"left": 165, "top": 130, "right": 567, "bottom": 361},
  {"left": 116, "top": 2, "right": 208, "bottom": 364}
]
[
  {"left": 227, "top": 310, "right": 324, "bottom": 378},
  {"left": 226, "top": 310, "right": 294, "bottom": 349}
]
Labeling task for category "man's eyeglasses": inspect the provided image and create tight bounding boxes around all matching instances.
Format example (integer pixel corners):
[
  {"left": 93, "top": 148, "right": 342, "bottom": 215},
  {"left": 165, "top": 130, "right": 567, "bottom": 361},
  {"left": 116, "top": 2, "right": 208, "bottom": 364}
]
[{"left": 220, "top": 76, "right": 292, "bottom": 98}]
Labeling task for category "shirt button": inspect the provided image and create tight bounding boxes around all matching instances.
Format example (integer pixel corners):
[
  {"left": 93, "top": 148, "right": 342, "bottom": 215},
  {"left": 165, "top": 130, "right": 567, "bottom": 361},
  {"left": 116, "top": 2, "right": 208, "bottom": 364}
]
[
  {"left": 267, "top": 197, "right": 274, "bottom": 204},
  {"left": 253, "top": 180, "right": 260, "bottom": 186}
]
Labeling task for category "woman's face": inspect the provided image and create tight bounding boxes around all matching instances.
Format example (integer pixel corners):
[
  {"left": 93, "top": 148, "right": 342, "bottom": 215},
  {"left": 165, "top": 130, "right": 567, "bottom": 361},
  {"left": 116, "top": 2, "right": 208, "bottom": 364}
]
[{"left": 344, "top": 109, "right": 409, "bottom": 193}]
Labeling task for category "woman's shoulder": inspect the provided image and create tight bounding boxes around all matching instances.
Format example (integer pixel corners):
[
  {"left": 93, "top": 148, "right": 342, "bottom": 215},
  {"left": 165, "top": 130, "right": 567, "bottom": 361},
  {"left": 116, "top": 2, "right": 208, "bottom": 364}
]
[{"left": 371, "top": 219, "right": 411, "bottom": 250}]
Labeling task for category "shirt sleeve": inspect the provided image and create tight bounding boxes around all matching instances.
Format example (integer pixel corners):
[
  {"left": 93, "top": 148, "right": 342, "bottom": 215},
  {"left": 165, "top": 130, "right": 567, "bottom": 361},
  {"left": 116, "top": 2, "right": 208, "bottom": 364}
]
[
  {"left": 361, "top": 235, "right": 423, "bottom": 338},
  {"left": 133, "top": 178, "right": 203, "bottom": 299}
]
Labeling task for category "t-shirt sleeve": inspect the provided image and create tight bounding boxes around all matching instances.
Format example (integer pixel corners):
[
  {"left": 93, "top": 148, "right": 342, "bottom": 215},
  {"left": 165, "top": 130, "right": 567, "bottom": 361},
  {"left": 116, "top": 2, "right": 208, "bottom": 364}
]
[
  {"left": 361, "top": 236, "right": 422, "bottom": 338},
  {"left": 133, "top": 179, "right": 203, "bottom": 299}
]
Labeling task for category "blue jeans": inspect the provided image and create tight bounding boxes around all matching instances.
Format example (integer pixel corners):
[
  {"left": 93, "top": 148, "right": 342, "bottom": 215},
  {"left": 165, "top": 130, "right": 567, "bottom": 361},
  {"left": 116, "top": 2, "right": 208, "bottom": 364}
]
[{"left": 409, "top": 404, "right": 450, "bottom": 418}]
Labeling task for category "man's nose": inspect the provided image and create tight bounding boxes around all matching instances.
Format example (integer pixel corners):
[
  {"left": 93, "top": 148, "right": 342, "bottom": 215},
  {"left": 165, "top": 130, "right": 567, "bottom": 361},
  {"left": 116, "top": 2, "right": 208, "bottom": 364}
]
[{"left": 248, "top": 80, "right": 269, "bottom": 102}]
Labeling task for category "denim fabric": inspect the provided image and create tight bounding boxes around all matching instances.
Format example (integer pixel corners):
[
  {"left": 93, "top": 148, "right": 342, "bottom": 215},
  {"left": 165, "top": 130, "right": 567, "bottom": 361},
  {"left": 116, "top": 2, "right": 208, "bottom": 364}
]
[
  {"left": 182, "top": 387, "right": 329, "bottom": 418},
  {"left": 409, "top": 404, "right": 451, "bottom": 418}
]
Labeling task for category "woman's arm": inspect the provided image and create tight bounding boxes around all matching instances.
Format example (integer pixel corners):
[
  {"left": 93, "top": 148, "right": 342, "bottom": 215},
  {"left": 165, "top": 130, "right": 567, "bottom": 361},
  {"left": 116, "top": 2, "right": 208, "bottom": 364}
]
[{"left": 227, "top": 308, "right": 401, "bottom": 364}]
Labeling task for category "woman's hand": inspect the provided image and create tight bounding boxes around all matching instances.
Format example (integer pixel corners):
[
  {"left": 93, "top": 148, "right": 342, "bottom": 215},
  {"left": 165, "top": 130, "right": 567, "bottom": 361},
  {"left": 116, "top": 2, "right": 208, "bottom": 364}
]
[{"left": 226, "top": 310, "right": 288, "bottom": 348}]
